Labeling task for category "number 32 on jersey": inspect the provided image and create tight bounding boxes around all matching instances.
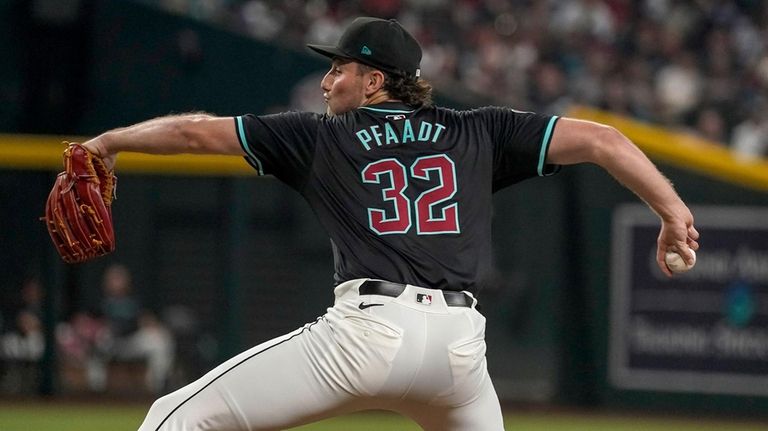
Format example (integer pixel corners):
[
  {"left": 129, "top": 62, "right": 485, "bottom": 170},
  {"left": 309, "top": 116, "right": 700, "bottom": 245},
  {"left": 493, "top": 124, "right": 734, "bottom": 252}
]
[{"left": 361, "top": 154, "right": 460, "bottom": 235}]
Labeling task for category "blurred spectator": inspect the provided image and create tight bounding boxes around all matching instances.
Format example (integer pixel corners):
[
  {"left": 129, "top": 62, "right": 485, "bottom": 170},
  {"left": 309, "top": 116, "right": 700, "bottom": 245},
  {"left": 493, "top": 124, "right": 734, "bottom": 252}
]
[
  {"left": 694, "top": 107, "right": 727, "bottom": 143},
  {"left": 731, "top": 100, "right": 768, "bottom": 160},
  {"left": 0, "top": 310, "right": 44, "bottom": 362},
  {"left": 529, "top": 61, "right": 572, "bottom": 116},
  {"left": 0, "top": 277, "right": 45, "bottom": 362},
  {"left": 655, "top": 52, "right": 702, "bottom": 125},
  {"left": 58, "top": 264, "right": 175, "bottom": 393},
  {"left": 20, "top": 276, "right": 44, "bottom": 318},
  {"left": 550, "top": 0, "right": 616, "bottom": 43},
  {"left": 0, "top": 277, "right": 46, "bottom": 393},
  {"left": 101, "top": 264, "right": 141, "bottom": 338},
  {"left": 97, "top": 264, "right": 175, "bottom": 393},
  {"left": 56, "top": 310, "right": 108, "bottom": 364},
  {"left": 55, "top": 309, "right": 109, "bottom": 390}
]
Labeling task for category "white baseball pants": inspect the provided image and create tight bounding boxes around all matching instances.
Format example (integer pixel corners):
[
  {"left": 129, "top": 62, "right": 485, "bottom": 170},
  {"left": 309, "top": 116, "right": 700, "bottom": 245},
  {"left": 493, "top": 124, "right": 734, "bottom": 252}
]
[{"left": 137, "top": 279, "right": 504, "bottom": 430}]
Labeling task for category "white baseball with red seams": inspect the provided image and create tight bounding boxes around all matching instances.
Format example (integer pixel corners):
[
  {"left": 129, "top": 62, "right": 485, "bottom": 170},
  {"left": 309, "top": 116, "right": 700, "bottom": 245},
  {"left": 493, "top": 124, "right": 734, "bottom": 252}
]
[{"left": 665, "top": 249, "right": 696, "bottom": 273}]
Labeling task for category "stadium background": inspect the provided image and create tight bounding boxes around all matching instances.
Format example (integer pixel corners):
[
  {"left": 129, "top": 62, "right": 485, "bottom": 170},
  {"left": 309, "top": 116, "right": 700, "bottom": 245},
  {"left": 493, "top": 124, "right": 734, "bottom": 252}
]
[{"left": 1, "top": 0, "right": 767, "bottom": 429}]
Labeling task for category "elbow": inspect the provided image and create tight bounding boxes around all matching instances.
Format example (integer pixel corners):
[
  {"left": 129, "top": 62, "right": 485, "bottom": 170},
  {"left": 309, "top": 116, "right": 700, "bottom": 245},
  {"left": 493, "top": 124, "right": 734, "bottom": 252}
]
[
  {"left": 590, "top": 124, "right": 630, "bottom": 165},
  {"left": 547, "top": 118, "right": 634, "bottom": 166}
]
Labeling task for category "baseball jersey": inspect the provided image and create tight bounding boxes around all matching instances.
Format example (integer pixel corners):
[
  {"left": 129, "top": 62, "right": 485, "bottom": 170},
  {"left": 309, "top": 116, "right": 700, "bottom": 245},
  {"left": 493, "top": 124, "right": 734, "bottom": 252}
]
[{"left": 235, "top": 102, "right": 559, "bottom": 293}]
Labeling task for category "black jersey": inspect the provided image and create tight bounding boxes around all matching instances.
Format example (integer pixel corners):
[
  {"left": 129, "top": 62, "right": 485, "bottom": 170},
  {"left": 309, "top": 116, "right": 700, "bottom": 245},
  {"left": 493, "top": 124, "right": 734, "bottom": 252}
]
[{"left": 236, "top": 102, "right": 559, "bottom": 293}]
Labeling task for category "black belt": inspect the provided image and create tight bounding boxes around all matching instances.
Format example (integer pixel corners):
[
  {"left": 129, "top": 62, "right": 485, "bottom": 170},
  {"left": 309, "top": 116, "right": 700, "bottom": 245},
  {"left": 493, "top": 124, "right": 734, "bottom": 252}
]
[{"left": 359, "top": 280, "right": 474, "bottom": 308}]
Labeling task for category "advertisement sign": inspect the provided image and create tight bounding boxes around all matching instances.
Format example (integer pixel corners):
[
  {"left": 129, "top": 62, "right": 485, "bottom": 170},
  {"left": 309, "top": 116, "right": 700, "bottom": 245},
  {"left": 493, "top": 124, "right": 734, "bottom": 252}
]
[{"left": 609, "top": 204, "right": 768, "bottom": 396}]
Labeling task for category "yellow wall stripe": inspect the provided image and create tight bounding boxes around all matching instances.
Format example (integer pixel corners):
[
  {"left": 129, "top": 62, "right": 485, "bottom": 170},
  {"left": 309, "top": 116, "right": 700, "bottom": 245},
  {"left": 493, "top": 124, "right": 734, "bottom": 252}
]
[
  {"left": 3, "top": 109, "right": 768, "bottom": 190},
  {"left": 0, "top": 134, "right": 256, "bottom": 176},
  {"left": 567, "top": 106, "right": 768, "bottom": 192}
]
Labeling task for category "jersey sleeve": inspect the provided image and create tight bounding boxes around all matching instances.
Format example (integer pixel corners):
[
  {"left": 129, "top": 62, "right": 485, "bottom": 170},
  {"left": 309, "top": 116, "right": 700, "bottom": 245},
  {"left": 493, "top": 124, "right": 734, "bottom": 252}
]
[
  {"left": 473, "top": 107, "right": 560, "bottom": 191},
  {"left": 235, "top": 112, "right": 322, "bottom": 190}
]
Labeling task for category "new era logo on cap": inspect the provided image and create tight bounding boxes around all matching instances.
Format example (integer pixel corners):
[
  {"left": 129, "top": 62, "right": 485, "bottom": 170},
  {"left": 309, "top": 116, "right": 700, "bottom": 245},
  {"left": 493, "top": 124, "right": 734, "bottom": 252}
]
[{"left": 361, "top": 45, "right": 372, "bottom": 55}]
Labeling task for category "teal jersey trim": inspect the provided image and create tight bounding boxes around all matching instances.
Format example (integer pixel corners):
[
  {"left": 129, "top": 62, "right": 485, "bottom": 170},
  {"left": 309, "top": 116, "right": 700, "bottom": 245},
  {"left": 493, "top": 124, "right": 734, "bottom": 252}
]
[
  {"left": 360, "top": 106, "right": 415, "bottom": 114},
  {"left": 537, "top": 116, "right": 559, "bottom": 176},
  {"left": 236, "top": 116, "right": 265, "bottom": 176}
]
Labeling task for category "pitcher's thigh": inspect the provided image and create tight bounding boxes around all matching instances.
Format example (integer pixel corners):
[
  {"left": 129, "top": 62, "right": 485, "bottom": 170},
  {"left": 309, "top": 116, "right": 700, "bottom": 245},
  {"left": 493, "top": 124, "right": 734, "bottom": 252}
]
[
  {"left": 138, "top": 322, "right": 357, "bottom": 431},
  {"left": 401, "top": 378, "right": 505, "bottom": 431}
]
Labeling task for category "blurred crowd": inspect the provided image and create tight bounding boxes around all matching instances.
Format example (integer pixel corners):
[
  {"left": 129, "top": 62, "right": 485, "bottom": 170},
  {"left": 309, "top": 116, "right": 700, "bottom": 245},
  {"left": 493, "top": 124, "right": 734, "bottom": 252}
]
[
  {"left": 0, "top": 264, "right": 176, "bottom": 395},
  {"left": 143, "top": 0, "right": 768, "bottom": 159},
  {"left": 56, "top": 264, "right": 174, "bottom": 394}
]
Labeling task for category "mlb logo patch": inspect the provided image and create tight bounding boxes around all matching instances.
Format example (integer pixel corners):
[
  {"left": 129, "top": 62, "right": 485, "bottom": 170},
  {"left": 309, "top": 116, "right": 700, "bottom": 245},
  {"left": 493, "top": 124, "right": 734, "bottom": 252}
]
[{"left": 416, "top": 293, "right": 433, "bottom": 305}]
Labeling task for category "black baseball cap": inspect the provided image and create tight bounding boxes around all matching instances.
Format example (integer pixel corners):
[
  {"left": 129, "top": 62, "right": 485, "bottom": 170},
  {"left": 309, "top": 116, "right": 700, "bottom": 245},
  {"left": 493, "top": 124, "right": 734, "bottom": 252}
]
[{"left": 307, "top": 17, "right": 422, "bottom": 77}]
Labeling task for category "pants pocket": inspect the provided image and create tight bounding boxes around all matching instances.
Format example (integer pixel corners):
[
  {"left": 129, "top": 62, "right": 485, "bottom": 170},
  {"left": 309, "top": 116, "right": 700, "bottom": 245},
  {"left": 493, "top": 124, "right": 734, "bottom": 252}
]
[
  {"left": 331, "top": 314, "right": 403, "bottom": 396},
  {"left": 444, "top": 336, "right": 488, "bottom": 405}
]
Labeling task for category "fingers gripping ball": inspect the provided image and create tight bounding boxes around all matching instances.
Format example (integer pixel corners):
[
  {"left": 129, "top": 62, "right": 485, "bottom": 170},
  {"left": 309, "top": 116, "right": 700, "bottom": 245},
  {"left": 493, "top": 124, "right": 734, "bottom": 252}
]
[
  {"left": 665, "top": 249, "right": 696, "bottom": 273},
  {"left": 42, "top": 142, "right": 117, "bottom": 263}
]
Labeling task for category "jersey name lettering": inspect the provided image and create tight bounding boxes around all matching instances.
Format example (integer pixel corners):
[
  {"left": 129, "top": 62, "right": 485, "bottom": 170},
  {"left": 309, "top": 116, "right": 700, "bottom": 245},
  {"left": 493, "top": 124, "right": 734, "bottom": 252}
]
[{"left": 355, "top": 120, "right": 447, "bottom": 151}]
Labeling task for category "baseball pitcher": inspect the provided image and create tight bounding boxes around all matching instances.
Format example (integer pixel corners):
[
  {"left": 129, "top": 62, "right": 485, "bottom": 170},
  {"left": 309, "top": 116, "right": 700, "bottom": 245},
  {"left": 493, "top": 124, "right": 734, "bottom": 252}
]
[{"left": 64, "top": 17, "right": 698, "bottom": 431}]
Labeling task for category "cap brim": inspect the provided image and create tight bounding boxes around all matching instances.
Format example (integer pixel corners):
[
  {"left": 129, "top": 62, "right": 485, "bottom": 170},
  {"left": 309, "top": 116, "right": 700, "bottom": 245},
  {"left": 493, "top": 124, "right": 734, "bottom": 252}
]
[
  {"left": 306, "top": 44, "right": 348, "bottom": 60},
  {"left": 307, "top": 43, "right": 405, "bottom": 76}
]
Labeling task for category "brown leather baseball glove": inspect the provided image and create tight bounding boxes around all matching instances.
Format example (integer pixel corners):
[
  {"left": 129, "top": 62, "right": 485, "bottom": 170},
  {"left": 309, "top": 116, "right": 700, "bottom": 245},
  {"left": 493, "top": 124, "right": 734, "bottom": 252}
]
[{"left": 43, "top": 142, "right": 117, "bottom": 263}]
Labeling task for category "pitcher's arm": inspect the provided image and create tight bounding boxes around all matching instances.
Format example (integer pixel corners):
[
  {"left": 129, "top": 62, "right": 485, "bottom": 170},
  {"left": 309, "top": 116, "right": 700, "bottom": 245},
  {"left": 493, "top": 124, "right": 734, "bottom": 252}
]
[
  {"left": 81, "top": 114, "right": 242, "bottom": 168},
  {"left": 546, "top": 118, "right": 699, "bottom": 276}
]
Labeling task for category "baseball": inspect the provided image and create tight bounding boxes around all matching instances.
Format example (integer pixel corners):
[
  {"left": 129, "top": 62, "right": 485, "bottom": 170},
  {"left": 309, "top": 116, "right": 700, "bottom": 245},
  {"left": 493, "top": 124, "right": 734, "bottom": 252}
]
[{"left": 665, "top": 249, "right": 696, "bottom": 273}]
